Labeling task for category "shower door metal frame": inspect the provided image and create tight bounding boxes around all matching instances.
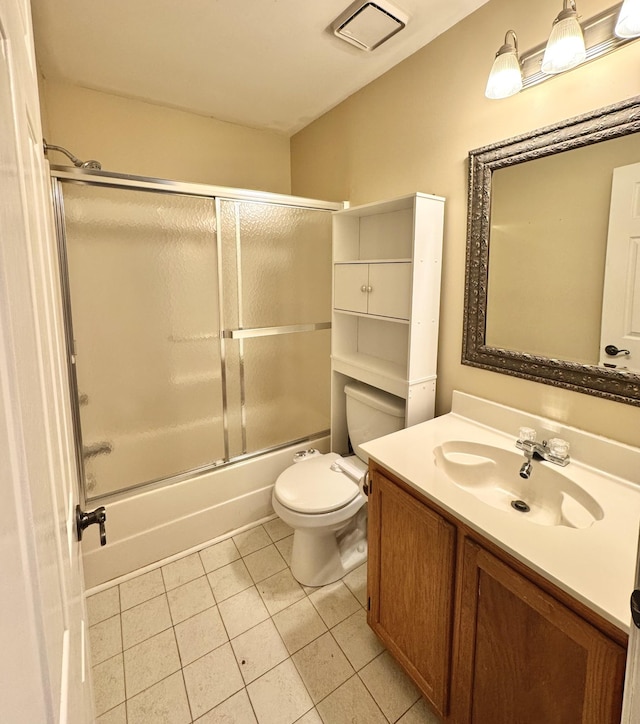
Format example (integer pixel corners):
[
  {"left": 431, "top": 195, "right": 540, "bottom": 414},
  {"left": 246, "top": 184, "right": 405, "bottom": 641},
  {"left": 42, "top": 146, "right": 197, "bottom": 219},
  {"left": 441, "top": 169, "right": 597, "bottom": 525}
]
[{"left": 50, "top": 165, "right": 341, "bottom": 502}]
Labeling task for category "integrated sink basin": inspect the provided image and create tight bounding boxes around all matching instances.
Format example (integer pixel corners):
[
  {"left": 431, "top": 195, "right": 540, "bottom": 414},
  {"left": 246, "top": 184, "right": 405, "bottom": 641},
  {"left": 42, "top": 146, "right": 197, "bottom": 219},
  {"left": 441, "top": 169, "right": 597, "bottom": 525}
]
[{"left": 433, "top": 441, "right": 604, "bottom": 529}]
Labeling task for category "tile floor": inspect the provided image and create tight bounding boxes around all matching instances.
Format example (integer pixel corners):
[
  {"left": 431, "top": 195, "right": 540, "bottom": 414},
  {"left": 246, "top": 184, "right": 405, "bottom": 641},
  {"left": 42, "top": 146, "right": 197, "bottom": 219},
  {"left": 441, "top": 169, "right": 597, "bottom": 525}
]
[{"left": 87, "top": 518, "right": 443, "bottom": 724}]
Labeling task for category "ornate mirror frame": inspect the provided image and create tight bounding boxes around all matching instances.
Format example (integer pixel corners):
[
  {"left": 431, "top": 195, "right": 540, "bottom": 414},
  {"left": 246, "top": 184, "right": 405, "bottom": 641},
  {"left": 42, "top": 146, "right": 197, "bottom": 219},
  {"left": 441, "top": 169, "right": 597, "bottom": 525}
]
[{"left": 462, "top": 94, "right": 640, "bottom": 406}]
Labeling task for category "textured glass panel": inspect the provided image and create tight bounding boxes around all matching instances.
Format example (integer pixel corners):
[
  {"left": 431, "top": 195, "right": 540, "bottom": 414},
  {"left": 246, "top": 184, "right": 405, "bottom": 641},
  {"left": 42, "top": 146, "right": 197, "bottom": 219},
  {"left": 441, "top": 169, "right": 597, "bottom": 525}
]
[
  {"left": 219, "top": 200, "right": 240, "bottom": 332},
  {"left": 240, "top": 330, "right": 331, "bottom": 454},
  {"left": 61, "top": 182, "right": 223, "bottom": 498},
  {"left": 219, "top": 200, "right": 332, "bottom": 328}
]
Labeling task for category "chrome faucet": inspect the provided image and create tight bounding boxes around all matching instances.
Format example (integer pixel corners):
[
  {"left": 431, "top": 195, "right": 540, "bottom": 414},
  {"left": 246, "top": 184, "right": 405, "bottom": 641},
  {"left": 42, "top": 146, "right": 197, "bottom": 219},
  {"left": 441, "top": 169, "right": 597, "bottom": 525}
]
[{"left": 516, "top": 430, "right": 570, "bottom": 479}]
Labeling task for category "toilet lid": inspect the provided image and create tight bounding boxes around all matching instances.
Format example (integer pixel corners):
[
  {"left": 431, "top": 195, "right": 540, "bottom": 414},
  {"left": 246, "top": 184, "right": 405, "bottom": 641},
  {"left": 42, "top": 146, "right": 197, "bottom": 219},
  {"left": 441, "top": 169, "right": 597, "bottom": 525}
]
[{"left": 274, "top": 452, "right": 360, "bottom": 514}]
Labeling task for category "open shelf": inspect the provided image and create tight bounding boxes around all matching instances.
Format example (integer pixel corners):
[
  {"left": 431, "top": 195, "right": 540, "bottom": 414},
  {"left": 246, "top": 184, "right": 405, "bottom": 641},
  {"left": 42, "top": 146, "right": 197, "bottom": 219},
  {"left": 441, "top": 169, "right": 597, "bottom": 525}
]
[
  {"left": 333, "top": 308, "right": 410, "bottom": 325},
  {"left": 332, "top": 353, "right": 408, "bottom": 398}
]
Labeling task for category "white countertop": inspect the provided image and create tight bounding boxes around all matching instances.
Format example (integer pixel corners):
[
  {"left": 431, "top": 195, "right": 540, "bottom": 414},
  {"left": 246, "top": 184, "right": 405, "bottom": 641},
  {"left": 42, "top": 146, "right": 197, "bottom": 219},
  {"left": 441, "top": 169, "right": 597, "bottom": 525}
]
[{"left": 361, "top": 393, "right": 640, "bottom": 633}]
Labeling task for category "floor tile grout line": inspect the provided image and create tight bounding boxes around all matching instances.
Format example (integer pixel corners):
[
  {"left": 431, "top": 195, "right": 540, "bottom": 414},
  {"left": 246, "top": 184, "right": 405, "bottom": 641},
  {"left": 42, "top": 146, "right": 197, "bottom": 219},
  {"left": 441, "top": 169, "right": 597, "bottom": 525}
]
[
  {"left": 178, "top": 665, "right": 195, "bottom": 723},
  {"left": 90, "top": 569, "right": 365, "bottom": 666},
  {"left": 91, "top": 588, "right": 371, "bottom": 705},
  {"left": 355, "top": 651, "right": 417, "bottom": 724},
  {"left": 90, "top": 537, "right": 388, "bottom": 722}
]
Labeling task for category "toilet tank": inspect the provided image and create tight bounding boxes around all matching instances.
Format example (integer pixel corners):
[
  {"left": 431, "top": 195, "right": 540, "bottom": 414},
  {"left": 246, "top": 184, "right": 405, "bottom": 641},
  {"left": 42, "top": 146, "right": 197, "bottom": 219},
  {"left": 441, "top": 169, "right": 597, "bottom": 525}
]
[{"left": 344, "top": 382, "right": 405, "bottom": 462}]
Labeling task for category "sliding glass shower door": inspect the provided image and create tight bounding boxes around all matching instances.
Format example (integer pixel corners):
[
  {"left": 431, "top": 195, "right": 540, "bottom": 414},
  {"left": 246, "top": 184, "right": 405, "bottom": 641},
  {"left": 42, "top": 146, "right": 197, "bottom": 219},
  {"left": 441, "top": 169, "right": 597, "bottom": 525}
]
[
  {"left": 218, "top": 199, "right": 332, "bottom": 458},
  {"left": 56, "top": 177, "right": 333, "bottom": 501},
  {"left": 60, "top": 183, "right": 225, "bottom": 497}
]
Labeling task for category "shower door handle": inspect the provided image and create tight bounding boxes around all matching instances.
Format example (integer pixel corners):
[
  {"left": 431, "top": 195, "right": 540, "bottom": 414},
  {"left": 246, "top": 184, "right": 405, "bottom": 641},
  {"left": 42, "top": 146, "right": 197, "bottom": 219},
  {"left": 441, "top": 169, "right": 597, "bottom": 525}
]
[
  {"left": 76, "top": 505, "right": 107, "bottom": 546},
  {"left": 224, "top": 322, "right": 331, "bottom": 339}
]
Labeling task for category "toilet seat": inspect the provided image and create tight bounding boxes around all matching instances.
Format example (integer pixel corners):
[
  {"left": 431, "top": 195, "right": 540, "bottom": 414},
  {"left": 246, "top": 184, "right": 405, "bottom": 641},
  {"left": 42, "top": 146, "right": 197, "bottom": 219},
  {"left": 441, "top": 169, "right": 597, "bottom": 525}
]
[{"left": 274, "top": 452, "right": 360, "bottom": 514}]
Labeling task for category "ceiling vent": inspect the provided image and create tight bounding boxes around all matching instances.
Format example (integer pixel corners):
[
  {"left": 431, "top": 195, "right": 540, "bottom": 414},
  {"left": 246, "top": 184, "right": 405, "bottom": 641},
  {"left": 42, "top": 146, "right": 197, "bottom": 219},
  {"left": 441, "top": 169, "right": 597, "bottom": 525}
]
[{"left": 332, "top": 1, "right": 408, "bottom": 51}]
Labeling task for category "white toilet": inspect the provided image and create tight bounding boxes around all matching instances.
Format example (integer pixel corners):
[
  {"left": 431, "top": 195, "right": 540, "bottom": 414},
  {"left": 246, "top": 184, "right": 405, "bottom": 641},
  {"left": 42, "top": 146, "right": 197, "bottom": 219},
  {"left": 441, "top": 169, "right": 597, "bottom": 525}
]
[{"left": 272, "top": 382, "right": 405, "bottom": 587}]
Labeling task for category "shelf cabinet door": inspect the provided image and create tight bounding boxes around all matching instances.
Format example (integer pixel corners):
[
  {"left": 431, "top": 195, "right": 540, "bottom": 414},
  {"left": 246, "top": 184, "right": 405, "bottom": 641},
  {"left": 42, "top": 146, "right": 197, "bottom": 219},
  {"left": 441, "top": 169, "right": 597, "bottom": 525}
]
[
  {"left": 334, "top": 263, "right": 369, "bottom": 313},
  {"left": 451, "top": 539, "right": 626, "bottom": 724},
  {"left": 368, "top": 467, "right": 456, "bottom": 718},
  {"left": 334, "top": 262, "right": 412, "bottom": 318},
  {"left": 368, "top": 262, "right": 411, "bottom": 319}
]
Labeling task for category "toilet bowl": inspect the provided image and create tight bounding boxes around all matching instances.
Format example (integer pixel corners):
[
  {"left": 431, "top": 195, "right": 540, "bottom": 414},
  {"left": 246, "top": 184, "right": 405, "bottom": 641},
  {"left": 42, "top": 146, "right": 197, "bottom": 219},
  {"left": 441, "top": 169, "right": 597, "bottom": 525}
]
[
  {"left": 272, "top": 382, "right": 405, "bottom": 587},
  {"left": 272, "top": 452, "right": 368, "bottom": 587}
]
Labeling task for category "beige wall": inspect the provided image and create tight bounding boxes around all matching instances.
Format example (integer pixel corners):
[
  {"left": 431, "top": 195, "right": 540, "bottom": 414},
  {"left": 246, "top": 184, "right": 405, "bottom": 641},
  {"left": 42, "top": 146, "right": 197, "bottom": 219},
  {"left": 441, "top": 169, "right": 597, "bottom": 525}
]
[
  {"left": 41, "top": 80, "right": 291, "bottom": 193},
  {"left": 290, "top": 0, "right": 640, "bottom": 447}
]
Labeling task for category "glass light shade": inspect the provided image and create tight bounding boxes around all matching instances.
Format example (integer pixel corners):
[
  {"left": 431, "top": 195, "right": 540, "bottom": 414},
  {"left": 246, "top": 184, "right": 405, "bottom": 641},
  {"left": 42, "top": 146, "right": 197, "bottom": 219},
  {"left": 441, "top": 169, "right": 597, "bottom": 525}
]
[
  {"left": 615, "top": 0, "right": 640, "bottom": 37},
  {"left": 541, "top": 15, "right": 586, "bottom": 74},
  {"left": 485, "top": 50, "right": 523, "bottom": 99}
]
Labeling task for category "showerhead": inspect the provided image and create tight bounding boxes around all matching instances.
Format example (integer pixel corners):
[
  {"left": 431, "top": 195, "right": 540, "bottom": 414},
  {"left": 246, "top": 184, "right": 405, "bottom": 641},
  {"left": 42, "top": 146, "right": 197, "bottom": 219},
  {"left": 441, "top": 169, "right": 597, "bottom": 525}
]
[{"left": 43, "top": 140, "right": 102, "bottom": 171}]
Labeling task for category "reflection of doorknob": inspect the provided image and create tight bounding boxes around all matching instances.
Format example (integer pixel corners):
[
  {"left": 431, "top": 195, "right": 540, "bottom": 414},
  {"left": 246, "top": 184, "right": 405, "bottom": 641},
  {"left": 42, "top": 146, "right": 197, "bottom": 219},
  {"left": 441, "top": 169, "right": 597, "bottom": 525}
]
[{"left": 604, "top": 345, "right": 631, "bottom": 357}]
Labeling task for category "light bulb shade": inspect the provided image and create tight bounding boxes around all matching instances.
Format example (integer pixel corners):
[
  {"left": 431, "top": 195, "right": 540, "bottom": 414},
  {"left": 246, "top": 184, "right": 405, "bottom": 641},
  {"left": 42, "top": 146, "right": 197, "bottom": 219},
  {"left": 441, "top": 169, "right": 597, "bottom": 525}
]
[
  {"left": 541, "top": 15, "right": 586, "bottom": 74},
  {"left": 485, "top": 50, "right": 523, "bottom": 99},
  {"left": 615, "top": 0, "right": 640, "bottom": 37}
]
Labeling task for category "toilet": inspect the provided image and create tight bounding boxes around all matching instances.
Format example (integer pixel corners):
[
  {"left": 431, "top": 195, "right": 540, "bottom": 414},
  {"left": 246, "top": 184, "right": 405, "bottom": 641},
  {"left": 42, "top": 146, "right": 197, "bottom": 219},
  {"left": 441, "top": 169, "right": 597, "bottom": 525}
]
[{"left": 272, "top": 382, "right": 405, "bottom": 587}]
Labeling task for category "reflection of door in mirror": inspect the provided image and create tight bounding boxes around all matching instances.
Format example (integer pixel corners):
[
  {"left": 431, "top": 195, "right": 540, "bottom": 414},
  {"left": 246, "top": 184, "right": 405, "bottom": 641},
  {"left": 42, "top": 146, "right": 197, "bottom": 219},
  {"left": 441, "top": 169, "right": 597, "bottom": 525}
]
[
  {"left": 600, "top": 162, "right": 640, "bottom": 373},
  {"left": 485, "top": 133, "right": 640, "bottom": 366}
]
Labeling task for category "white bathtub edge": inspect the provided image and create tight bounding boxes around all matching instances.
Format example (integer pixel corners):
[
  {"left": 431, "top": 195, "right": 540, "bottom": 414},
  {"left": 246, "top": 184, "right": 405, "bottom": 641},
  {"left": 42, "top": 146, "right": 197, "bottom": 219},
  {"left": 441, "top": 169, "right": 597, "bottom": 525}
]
[{"left": 83, "top": 484, "right": 275, "bottom": 589}]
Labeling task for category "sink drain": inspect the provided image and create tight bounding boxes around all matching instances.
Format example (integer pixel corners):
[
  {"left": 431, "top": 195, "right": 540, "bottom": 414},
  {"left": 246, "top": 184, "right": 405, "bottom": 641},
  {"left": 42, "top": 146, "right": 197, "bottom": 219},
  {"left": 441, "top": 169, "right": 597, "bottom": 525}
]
[{"left": 511, "top": 499, "right": 531, "bottom": 513}]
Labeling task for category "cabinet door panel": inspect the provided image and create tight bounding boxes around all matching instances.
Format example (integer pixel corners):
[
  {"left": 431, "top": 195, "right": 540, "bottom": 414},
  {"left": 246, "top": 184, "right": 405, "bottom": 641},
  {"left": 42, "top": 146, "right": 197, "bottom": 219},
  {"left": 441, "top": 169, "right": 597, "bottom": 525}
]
[
  {"left": 334, "top": 263, "right": 368, "bottom": 313},
  {"left": 452, "top": 540, "right": 625, "bottom": 724},
  {"left": 368, "top": 262, "right": 412, "bottom": 319},
  {"left": 368, "top": 470, "right": 456, "bottom": 717}
]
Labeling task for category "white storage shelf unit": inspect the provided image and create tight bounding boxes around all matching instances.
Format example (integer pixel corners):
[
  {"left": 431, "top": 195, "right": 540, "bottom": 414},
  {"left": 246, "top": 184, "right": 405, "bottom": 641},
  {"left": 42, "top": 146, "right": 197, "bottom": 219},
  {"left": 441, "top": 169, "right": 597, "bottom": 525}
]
[{"left": 331, "top": 193, "right": 444, "bottom": 452}]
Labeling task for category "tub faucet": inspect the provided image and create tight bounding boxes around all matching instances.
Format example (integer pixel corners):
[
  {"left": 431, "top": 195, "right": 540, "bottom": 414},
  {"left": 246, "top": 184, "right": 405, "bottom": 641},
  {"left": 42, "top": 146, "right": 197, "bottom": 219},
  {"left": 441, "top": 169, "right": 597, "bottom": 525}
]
[{"left": 516, "top": 433, "right": 570, "bottom": 479}]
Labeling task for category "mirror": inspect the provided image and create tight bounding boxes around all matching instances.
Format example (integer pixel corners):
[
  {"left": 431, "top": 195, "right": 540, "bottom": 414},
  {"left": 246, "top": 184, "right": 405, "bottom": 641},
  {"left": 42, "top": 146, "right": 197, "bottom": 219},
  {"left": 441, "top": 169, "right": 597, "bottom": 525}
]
[{"left": 463, "top": 95, "right": 640, "bottom": 406}]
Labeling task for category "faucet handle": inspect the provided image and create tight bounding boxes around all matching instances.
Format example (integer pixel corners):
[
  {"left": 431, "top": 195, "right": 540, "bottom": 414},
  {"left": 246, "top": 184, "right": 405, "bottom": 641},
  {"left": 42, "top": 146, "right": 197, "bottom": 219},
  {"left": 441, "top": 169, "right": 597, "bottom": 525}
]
[
  {"left": 518, "top": 427, "right": 537, "bottom": 443},
  {"left": 548, "top": 438, "right": 570, "bottom": 458}
]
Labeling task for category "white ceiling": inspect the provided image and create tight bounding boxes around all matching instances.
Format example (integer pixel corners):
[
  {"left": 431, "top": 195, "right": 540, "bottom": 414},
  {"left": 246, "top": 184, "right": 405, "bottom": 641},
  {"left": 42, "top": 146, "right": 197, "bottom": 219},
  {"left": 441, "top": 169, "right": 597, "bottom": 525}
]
[{"left": 31, "top": 0, "right": 488, "bottom": 136}]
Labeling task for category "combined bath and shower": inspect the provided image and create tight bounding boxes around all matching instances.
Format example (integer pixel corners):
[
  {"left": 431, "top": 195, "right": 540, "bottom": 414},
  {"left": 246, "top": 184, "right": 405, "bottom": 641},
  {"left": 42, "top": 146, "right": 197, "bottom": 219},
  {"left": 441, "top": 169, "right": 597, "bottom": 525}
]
[{"left": 43, "top": 140, "right": 102, "bottom": 170}]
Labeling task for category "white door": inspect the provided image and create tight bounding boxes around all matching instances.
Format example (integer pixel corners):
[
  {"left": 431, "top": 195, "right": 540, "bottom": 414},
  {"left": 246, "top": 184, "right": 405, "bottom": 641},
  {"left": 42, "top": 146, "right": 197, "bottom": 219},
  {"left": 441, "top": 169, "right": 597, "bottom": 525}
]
[
  {"left": 600, "top": 162, "right": 640, "bottom": 372},
  {"left": 0, "top": 0, "right": 91, "bottom": 722}
]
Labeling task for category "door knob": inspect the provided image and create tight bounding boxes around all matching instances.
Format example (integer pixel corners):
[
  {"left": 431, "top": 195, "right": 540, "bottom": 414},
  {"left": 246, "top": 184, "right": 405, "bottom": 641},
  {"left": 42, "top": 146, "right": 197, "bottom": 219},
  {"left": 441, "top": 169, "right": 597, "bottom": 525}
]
[
  {"left": 631, "top": 589, "right": 640, "bottom": 629},
  {"left": 604, "top": 345, "right": 630, "bottom": 357},
  {"left": 76, "top": 505, "right": 107, "bottom": 546}
]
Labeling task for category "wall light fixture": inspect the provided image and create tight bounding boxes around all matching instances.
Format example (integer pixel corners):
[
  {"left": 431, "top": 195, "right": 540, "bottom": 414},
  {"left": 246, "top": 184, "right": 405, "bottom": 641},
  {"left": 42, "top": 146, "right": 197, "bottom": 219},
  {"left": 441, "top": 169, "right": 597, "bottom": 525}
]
[
  {"left": 485, "top": 1, "right": 640, "bottom": 100},
  {"left": 616, "top": 0, "right": 640, "bottom": 36},
  {"left": 485, "top": 30, "right": 523, "bottom": 99},
  {"left": 541, "top": 0, "right": 586, "bottom": 74}
]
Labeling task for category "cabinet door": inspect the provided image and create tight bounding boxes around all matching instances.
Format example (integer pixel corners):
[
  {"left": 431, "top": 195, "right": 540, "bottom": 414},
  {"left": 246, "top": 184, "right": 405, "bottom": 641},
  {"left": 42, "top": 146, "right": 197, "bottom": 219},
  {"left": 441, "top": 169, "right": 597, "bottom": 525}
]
[
  {"left": 451, "top": 540, "right": 626, "bottom": 724},
  {"left": 368, "top": 468, "right": 456, "bottom": 718},
  {"left": 368, "top": 262, "right": 412, "bottom": 319},
  {"left": 334, "top": 263, "right": 369, "bottom": 313}
]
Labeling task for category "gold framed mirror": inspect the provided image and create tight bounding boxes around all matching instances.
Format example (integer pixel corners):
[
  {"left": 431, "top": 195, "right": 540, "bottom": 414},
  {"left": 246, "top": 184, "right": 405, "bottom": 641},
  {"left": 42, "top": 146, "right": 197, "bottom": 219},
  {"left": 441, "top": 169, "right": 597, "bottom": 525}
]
[{"left": 463, "top": 94, "right": 640, "bottom": 406}]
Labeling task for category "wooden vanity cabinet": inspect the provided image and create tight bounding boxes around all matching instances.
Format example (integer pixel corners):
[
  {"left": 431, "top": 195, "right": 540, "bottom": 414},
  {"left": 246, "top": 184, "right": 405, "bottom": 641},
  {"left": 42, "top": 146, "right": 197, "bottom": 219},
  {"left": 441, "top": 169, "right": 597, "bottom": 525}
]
[
  {"left": 451, "top": 539, "right": 626, "bottom": 724},
  {"left": 367, "top": 463, "right": 628, "bottom": 724},
  {"left": 367, "top": 466, "right": 457, "bottom": 718}
]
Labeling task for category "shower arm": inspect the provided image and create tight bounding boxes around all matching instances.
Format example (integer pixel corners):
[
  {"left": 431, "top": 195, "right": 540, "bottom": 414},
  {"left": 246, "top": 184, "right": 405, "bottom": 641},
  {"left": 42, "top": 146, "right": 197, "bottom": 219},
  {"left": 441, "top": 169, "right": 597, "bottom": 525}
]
[{"left": 43, "top": 139, "right": 102, "bottom": 170}]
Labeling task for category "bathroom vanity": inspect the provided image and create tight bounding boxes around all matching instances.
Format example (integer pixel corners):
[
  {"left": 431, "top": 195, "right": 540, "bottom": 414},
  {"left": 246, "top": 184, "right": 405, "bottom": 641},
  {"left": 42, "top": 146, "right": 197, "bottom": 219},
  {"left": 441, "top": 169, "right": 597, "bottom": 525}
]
[{"left": 362, "top": 392, "right": 640, "bottom": 724}]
